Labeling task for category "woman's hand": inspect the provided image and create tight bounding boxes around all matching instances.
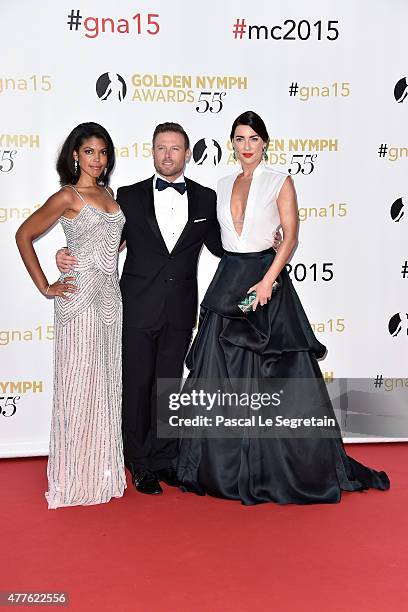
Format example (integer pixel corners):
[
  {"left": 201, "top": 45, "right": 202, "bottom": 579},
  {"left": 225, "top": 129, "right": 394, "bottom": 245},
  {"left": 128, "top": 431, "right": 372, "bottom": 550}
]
[
  {"left": 273, "top": 229, "right": 282, "bottom": 251},
  {"left": 44, "top": 276, "right": 77, "bottom": 299},
  {"left": 247, "top": 279, "right": 274, "bottom": 311}
]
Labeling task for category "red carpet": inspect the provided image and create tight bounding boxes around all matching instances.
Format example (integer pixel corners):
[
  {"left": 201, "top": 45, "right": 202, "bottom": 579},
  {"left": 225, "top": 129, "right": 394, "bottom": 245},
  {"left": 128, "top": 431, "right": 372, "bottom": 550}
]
[{"left": 1, "top": 444, "right": 407, "bottom": 612}]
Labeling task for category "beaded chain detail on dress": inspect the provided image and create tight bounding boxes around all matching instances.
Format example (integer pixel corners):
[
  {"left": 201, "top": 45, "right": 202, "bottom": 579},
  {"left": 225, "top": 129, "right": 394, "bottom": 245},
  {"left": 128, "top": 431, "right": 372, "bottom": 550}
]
[{"left": 46, "top": 199, "right": 126, "bottom": 509}]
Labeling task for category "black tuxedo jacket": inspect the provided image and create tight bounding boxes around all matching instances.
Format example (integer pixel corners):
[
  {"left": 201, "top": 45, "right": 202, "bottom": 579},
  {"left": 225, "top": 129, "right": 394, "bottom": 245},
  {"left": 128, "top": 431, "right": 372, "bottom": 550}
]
[{"left": 117, "top": 176, "right": 224, "bottom": 330}]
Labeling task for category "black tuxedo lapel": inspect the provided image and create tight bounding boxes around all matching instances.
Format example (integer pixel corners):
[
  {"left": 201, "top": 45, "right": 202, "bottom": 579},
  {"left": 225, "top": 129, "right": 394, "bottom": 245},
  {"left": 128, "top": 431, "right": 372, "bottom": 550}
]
[
  {"left": 143, "top": 176, "right": 169, "bottom": 254},
  {"left": 171, "top": 177, "right": 195, "bottom": 254}
]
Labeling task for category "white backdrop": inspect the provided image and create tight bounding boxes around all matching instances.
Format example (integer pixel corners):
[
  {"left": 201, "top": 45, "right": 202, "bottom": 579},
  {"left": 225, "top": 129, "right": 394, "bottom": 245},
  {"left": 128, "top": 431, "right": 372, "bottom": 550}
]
[{"left": 1, "top": 0, "right": 407, "bottom": 456}]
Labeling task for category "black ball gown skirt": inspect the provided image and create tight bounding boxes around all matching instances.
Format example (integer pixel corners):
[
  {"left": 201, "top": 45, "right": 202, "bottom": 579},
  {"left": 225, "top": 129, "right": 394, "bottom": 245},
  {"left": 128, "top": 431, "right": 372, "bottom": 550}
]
[{"left": 176, "top": 248, "right": 390, "bottom": 505}]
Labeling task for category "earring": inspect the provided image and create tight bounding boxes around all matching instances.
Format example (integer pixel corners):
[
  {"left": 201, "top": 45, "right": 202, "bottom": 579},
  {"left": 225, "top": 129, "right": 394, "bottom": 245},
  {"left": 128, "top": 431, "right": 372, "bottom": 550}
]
[
  {"left": 103, "top": 168, "right": 107, "bottom": 176},
  {"left": 74, "top": 159, "right": 79, "bottom": 174},
  {"left": 263, "top": 148, "right": 268, "bottom": 162},
  {"left": 233, "top": 149, "right": 237, "bottom": 161}
]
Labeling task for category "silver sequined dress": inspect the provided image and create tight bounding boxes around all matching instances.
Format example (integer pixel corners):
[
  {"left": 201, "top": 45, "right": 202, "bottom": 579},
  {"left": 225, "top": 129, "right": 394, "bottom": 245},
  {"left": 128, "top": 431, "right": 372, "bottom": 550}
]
[{"left": 46, "top": 189, "right": 126, "bottom": 508}]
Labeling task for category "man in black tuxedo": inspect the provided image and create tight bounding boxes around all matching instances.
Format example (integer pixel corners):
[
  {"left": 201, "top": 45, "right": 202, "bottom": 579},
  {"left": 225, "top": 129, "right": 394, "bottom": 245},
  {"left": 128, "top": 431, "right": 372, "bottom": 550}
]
[{"left": 117, "top": 122, "right": 223, "bottom": 494}]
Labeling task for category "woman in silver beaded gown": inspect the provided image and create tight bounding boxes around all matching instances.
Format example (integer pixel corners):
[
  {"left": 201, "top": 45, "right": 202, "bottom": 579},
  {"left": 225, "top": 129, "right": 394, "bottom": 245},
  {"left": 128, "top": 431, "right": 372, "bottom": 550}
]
[{"left": 16, "top": 123, "right": 126, "bottom": 508}]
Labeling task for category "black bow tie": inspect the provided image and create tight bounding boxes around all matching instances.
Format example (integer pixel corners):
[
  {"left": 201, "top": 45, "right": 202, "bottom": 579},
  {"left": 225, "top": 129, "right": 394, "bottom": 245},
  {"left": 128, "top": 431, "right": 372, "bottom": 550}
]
[{"left": 156, "top": 177, "right": 187, "bottom": 195}]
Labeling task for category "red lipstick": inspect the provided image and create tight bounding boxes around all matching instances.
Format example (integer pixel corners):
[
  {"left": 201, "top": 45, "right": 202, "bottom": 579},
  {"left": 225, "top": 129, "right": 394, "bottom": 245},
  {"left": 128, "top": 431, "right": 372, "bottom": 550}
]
[{"left": 243, "top": 153, "right": 253, "bottom": 158}]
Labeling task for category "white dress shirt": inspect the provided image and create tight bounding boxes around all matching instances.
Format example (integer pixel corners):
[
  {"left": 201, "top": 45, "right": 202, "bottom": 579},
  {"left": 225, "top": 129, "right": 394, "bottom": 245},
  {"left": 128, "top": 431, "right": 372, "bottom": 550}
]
[
  {"left": 217, "top": 162, "right": 288, "bottom": 252},
  {"left": 153, "top": 172, "right": 188, "bottom": 252}
]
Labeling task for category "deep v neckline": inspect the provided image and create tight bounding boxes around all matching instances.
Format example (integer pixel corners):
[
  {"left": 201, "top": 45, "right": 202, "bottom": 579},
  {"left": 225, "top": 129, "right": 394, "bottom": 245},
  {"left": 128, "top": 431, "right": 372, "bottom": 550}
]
[{"left": 229, "top": 173, "right": 253, "bottom": 239}]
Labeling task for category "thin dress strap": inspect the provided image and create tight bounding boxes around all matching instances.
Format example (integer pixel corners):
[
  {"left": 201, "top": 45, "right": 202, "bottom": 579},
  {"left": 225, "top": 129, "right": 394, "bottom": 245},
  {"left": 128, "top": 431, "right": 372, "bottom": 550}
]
[
  {"left": 64, "top": 184, "right": 87, "bottom": 204},
  {"left": 103, "top": 186, "right": 115, "bottom": 200}
]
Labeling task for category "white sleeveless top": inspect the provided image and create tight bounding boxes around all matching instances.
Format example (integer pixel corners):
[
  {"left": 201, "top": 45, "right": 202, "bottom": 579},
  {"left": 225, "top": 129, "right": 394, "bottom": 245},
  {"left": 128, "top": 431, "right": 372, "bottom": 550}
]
[{"left": 217, "top": 162, "right": 288, "bottom": 252}]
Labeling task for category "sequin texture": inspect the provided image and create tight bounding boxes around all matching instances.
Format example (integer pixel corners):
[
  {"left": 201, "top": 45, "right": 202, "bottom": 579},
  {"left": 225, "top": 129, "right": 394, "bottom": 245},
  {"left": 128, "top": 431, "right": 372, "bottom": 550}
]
[{"left": 46, "top": 204, "right": 126, "bottom": 509}]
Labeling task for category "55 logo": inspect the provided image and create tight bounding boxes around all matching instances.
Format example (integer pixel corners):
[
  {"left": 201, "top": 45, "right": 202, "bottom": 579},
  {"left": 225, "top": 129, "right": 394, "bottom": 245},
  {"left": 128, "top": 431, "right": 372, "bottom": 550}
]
[
  {"left": 288, "top": 154, "right": 317, "bottom": 175},
  {"left": 0, "top": 396, "right": 20, "bottom": 417},
  {"left": 0, "top": 149, "right": 17, "bottom": 172},
  {"left": 196, "top": 92, "right": 226, "bottom": 114}
]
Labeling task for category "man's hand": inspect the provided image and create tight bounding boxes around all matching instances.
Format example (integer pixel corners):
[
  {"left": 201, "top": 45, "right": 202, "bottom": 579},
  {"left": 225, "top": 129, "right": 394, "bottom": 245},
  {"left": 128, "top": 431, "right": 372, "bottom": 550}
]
[
  {"left": 273, "top": 229, "right": 282, "bottom": 251},
  {"left": 56, "top": 248, "right": 77, "bottom": 273}
]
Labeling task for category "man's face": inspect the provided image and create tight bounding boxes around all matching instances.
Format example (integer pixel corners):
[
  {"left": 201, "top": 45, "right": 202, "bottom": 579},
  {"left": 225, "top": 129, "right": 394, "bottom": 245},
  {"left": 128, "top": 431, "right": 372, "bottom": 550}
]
[{"left": 152, "top": 131, "right": 190, "bottom": 181}]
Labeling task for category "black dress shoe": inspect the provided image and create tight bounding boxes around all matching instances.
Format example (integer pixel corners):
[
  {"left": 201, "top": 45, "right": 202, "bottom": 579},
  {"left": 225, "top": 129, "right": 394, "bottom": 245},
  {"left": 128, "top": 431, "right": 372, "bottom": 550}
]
[
  {"left": 155, "top": 467, "right": 181, "bottom": 487},
  {"left": 132, "top": 470, "right": 163, "bottom": 495}
]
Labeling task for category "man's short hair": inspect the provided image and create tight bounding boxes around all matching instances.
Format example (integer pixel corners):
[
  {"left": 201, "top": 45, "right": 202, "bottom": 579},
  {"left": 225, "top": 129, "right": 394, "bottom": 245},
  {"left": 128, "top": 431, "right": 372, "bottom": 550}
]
[{"left": 152, "top": 122, "right": 190, "bottom": 149}]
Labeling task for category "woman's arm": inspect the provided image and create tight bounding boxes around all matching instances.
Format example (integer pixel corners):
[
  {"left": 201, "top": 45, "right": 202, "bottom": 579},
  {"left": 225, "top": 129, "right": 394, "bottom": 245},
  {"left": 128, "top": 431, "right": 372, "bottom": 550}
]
[
  {"left": 15, "top": 190, "right": 78, "bottom": 299},
  {"left": 249, "top": 177, "right": 298, "bottom": 310}
]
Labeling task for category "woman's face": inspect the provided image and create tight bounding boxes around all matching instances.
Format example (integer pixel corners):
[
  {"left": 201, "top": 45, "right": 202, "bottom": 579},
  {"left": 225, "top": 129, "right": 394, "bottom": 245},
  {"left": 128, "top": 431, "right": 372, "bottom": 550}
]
[
  {"left": 232, "top": 125, "right": 265, "bottom": 167},
  {"left": 73, "top": 136, "right": 108, "bottom": 181}
]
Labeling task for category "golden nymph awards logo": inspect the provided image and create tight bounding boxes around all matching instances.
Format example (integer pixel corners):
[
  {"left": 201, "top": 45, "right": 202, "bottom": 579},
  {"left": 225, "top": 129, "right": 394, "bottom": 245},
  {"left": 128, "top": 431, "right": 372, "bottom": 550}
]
[
  {"left": 96, "top": 72, "right": 248, "bottom": 111},
  {"left": 0, "top": 134, "right": 40, "bottom": 174}
]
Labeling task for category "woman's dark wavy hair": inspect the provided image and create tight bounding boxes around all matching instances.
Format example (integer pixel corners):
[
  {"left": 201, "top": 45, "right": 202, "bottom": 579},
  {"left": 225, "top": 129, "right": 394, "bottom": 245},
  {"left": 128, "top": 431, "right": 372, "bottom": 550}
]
[
  {"left": 230, "top": 110, "right": 270, "bottom": 146},
  {"left": 56, "top": 122, "right": 115, "bottom": 186}
]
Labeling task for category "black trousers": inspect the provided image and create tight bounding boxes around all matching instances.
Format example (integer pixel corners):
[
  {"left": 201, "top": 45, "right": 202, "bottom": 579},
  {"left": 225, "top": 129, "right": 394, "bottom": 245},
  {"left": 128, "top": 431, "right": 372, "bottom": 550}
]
[{"left": 122, "top": 322, "right": 192, "bottom": 472}]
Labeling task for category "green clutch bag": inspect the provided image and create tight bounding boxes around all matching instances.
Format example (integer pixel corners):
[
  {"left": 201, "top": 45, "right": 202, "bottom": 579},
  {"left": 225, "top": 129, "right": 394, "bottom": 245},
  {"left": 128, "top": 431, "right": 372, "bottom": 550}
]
[{"left": 237, "top": 280, "right": 280, "bottom": 314}]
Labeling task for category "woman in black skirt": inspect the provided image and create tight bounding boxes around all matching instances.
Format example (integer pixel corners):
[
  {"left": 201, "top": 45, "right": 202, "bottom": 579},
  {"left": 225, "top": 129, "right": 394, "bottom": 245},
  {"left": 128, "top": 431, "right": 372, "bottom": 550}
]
[{"left": 176, "top": 111, "right": 390, "bottom": 505}]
